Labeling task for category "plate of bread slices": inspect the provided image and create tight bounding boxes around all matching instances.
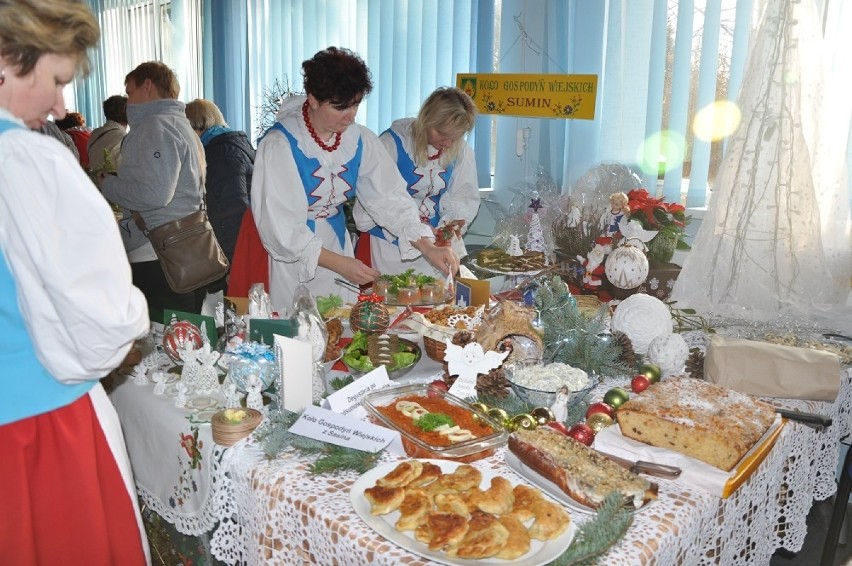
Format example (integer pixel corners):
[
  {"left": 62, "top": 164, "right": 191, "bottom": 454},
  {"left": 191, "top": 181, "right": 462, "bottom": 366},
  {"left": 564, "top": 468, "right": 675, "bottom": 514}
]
[{"left": 350, "top": 459, "right": 576, "bottom": 565}]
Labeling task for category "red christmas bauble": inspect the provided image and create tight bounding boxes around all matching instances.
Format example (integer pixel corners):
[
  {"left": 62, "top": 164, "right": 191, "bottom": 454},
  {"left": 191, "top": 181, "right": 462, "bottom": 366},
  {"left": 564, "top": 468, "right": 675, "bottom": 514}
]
[
  {"left": 567, "top": 423, "right": 595, "bottom": 446},
  {"left": 545, "top": 421, "right": 570, "bottom": 436},
  {"left": 631, "top": 375, "right": 651, "bottom": 393},
  {"left": 162, "top": 320, "right": 203, "bottom": 362},
  {"left": 586, "top": 401, "right": 616, "bottom": 421}
]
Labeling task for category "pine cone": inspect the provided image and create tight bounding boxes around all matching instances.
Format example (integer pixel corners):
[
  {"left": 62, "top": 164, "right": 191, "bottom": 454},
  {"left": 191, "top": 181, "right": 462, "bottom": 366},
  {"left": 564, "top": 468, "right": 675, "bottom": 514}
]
[
  {"left": 686, "top": 348, "right": 705, "bottom": 379},
  {"left": 476, "top": 367, "right": 511, "bottom": 398},
  {"left": 442, "top": 330, "right": 510, "bottom": 397},
  {"left": 611, "top": 331, "right": 637, "bottom": 368}
]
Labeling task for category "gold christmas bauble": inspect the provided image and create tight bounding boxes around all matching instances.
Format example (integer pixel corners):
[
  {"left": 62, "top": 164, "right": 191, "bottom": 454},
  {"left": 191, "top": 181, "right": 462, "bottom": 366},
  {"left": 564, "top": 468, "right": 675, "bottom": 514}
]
[{"left": 586, "top": 412, "right": 614, "bottom": 433}]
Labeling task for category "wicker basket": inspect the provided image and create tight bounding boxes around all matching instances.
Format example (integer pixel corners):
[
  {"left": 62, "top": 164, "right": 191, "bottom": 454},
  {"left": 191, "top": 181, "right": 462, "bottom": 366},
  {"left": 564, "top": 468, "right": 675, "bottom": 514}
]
[
  {"left": 211, "top": 408, "right": 263, "bottom": 447},
  {"left": 423, "top": 335, "right": 448, "bottom": 362}
]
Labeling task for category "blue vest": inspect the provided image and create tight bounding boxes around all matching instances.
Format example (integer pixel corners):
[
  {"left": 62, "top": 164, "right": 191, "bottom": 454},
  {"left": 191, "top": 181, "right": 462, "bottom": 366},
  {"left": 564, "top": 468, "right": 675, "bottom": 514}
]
[
  {"left": 0, "top": 119, "right": 93, "bottom": 426},
  {"left": 263, "top": 122, "right": 362, "bottom": 249},
  {"left": 367, "top": 129, "right": 454, "bottom": 244}
]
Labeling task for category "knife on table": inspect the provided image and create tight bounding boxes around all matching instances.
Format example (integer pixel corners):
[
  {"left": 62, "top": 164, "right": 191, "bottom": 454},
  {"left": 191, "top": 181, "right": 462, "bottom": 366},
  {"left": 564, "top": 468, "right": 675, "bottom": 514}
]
[
  {"left": 598, "top": 452, "right": 682, "bottom": 479},
  {"left": 774, "top": 408, "right": 832, "bottom": 428}
]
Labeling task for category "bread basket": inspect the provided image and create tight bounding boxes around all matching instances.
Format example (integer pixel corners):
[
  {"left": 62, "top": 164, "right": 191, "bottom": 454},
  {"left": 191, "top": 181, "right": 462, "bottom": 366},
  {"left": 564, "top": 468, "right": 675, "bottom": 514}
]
[
  {"left": 211, "top": 408, "right": 263, "bottom": 447},
  {"left": 423, "top": 335, "right": 448, "bottom": 362}
]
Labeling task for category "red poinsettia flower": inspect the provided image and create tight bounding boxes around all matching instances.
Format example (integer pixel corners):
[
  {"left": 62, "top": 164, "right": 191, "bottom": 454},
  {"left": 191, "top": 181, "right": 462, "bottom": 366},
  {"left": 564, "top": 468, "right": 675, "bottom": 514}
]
[{"left": 626, "top": 188, "right": 689, "bottom": 233}]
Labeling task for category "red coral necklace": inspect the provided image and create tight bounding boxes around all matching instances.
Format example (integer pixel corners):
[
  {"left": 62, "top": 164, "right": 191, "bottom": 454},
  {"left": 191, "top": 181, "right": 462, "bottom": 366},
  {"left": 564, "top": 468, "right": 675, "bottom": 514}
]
[
  {"left": 428, "top": 148, "right": 443, "bottom": 161},
  {"left": 302, "top": 101, "right": 341, "bottom": 152}
]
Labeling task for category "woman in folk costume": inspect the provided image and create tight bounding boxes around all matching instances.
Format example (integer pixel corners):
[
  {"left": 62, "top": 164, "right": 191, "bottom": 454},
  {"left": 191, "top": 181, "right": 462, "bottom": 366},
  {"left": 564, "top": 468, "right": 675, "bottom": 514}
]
[
  {"left": 355, "top": 87, "right": 480, "bottom": 278},
  {"left": 246, "top": 47, "right": 458, "bottom": 310},
  {"left": 0, "top": 0, "right": 151, "bottom": 563}
]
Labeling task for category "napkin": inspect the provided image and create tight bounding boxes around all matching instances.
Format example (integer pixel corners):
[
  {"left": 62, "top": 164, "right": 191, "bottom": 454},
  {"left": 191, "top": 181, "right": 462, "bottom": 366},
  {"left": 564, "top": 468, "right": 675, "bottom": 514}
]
[{"left": 593, "top": 414, "right": 785, "bottom": 498}]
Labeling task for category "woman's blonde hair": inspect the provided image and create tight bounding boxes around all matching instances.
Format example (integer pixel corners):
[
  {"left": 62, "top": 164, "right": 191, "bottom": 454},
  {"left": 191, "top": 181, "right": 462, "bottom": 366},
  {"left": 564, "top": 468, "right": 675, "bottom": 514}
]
[
  {"left": 185, "top": 99, "right": 227, "bottom": 132},
  {"left": 0, "top": 0, "right": 99, "bottom": 77},
  {"left": 410, "top": 87, "right": 477, "bottom": 167}
]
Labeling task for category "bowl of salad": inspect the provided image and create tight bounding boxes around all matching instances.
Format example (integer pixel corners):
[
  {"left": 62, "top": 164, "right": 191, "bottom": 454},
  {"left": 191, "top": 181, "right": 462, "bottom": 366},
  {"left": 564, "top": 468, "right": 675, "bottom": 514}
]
[{"left": 342, "top": 331, "right": 422, "bottom": 379}]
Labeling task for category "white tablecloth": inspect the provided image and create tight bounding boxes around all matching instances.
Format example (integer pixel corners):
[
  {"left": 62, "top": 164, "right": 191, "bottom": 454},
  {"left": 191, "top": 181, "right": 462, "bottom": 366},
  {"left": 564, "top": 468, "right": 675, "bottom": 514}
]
[{"left": 111, "top": 333, "right": 852, "bottom": 565}]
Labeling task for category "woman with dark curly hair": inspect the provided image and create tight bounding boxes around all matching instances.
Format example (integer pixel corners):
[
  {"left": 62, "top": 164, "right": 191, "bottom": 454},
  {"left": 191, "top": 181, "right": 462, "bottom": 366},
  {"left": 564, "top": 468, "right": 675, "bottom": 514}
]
[{"left": 243, "top": 47, "right": 458, "bottom": 309}]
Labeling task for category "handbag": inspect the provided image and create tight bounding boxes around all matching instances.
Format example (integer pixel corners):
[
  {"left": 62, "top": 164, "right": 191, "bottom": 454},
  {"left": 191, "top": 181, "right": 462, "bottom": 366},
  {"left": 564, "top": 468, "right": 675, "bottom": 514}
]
[{"left": 133, "top": 209, "right": 230, "bottom": 294}]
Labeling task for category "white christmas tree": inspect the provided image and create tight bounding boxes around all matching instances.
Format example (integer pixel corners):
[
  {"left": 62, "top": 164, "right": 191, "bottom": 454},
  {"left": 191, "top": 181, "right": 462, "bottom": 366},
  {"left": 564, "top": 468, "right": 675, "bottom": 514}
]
[{"left": 525, "top": 211, "right": 546, "bottom": 253}]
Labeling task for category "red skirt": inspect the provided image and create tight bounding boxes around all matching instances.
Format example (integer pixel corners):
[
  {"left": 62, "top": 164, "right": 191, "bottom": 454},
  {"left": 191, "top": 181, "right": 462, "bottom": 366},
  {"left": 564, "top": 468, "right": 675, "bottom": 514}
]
[
  {"left": 0, "top": 387, "right": 148, "bottom": 565},
  {"left": 227, "top": 208, "right": 270, "bottom": 298}
]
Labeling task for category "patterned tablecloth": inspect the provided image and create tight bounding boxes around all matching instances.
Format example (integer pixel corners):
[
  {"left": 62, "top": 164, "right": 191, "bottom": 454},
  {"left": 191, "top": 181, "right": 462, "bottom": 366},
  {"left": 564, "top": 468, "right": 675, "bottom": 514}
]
[{"left": 111, "top": 332, "right": 852, "bottom": 565}]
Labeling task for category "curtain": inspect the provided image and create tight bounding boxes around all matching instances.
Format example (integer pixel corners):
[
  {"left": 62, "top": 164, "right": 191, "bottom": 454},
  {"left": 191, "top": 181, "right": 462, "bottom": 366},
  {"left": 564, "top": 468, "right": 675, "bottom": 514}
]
[
  {"left": 670, "top": 0, "right": 852, "bottom": 333},
  {"left": 242, "top": 0, "right": 481, "bottom": 147},
  {"left": 81, "top": 0, "right": 203, "bottom": 128}
]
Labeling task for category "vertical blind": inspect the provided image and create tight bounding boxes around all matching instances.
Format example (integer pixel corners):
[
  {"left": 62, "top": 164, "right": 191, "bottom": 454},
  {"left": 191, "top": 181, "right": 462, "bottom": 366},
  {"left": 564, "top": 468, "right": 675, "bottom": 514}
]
[{"left": 81, "top": 0, "right": 848, "bottom": 210}]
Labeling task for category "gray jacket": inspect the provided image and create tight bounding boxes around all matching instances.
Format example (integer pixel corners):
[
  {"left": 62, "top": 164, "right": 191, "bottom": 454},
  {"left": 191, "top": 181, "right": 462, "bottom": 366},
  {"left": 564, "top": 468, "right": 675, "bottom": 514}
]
[{"left": 101, "top": 99, "right": 204, "bottom": 252}]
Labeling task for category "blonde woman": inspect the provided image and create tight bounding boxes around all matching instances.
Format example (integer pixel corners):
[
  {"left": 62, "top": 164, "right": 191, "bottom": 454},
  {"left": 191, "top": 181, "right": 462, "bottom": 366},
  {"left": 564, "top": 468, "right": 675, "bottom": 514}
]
[
  {"left": 185, "top": 98, "right": 254, "bottom": 269},
  {"left": 355, "top": 87, "right": 480, "bottom": 278},
  {"left": 0, "top": 0, "right": 150, "bottom": 562}
]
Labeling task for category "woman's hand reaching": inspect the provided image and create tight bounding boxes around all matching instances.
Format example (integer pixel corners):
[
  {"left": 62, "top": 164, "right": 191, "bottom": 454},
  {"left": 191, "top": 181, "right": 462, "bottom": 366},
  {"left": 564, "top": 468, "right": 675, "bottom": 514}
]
[
  {"left": 319, "top": 249, "right": 380, "bottom": 285},
  {"left": 414, "top": 238, "right": 459, "bottom": 277}
]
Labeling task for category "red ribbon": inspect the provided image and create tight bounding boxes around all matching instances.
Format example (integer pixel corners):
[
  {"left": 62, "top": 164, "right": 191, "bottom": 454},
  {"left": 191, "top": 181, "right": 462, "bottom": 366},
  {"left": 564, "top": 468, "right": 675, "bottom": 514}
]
[{"left": 358, "top": 292, "right": 383, "bottom": 303}]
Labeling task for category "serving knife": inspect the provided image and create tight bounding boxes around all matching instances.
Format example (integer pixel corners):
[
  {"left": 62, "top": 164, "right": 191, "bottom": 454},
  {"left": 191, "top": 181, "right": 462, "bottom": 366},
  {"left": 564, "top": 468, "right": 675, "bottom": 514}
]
[
  {"left": 598, "top": 451, "right": 682, "bottom": 479},
  {"left": 774, "top": 408, "right": 832, "bottom": 428}
]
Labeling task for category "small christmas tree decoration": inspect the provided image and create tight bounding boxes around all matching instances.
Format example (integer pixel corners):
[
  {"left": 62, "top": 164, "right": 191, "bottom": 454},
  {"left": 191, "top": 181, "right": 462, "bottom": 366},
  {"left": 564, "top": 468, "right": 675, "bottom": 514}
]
[
  {"left": 506, "top": 234, "right": 523, "bottom": 256},
  {"left": 442, "top": 331, "right": 512, "bottom": 398},
  {"left": 525, "top": 198, "right": 547, "bottom": 254},
  {"left": 349, "top": 293, "right": 390, "bottom": 334}
]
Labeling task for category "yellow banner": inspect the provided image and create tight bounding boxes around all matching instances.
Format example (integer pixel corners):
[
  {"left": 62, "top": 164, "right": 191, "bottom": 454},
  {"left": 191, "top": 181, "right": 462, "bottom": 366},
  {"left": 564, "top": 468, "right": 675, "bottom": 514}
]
[{"left": 456, "top": 73, "right": 597, "bottom": 120}]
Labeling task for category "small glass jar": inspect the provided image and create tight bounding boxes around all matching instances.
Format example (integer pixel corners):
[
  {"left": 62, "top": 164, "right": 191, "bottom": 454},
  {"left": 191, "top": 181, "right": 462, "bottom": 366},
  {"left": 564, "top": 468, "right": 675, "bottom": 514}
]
[
  {"left": 420, "top": 282, "right": 444, "bottom": 303},
  {"left": 397, "top": 285, "right": 421, "bottom": 305},
  {"left": 374, "top": 279, "right": 391, "bottom": 300}
]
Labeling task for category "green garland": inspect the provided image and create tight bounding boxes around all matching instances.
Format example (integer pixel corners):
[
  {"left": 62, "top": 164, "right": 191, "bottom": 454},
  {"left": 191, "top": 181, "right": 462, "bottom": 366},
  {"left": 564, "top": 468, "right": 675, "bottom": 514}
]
[
  {"left": 535, "top": 276, "right": 629, "bottom": 376},
  {"left": 548, "top": 492, "right": 634, "bottom": 565},
  {"left": 252, "top": 409, "right": 382, "bottom": 475}
]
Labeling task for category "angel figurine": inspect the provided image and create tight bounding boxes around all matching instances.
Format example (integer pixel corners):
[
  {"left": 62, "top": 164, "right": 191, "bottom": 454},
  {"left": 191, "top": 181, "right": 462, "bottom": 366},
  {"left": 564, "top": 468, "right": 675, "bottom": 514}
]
[
  {"left": 223, "top": 382, "right": 243, "bottom": 409},
  {"left": 174, "top": 383, "right": 189, "bottom": 408},
  {"left": 131, "top": 366, "right": 149, "bottom": 386},
  {"left": 178, "top": 342, "right": 201, "bottom": 390},
  {"left": 152, "top": 372, "right": 168, "bottom": 395},
  {"left": 549, "top": 385, "right": 570, "bottom": 423},
  {"left": 195, "top": 343, "right": 221, "bottom": 393},
  {"left": 245, "top": 374, "right": 264, "bottom": 411}
]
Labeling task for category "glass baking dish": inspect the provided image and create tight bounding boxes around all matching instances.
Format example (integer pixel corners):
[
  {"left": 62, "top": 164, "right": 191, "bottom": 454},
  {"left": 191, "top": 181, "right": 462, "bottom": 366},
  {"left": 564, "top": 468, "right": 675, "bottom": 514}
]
[{"left": 361, "top": 383, "right": 509, "bottom": 462}]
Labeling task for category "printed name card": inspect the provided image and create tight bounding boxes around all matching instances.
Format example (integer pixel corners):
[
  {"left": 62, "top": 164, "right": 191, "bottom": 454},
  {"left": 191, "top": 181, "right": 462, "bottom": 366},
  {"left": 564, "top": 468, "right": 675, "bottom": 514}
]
[
  {"left": 322, "top": 366, "right": 394, "bottom": 419},
  {"left": 289, "top": 405, "right": 403, "bottom": 454}
]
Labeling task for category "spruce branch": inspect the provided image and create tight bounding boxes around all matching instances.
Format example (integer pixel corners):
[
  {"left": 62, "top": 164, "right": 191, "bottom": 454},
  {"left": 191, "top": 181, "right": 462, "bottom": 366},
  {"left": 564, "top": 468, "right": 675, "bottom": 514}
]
[{"left": 548, "top": 492, "right": 633, "bottom": 565}]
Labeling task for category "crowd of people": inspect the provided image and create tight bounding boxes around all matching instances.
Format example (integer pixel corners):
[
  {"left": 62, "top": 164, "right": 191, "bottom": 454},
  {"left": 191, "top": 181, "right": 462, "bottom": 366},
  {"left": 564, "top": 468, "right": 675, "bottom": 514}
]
[
  {"left": 45, "top": 47, "right": 480, "bottom": 317},
  {"left": 0, "top": 1, "right": 480, "bottom": 561}
]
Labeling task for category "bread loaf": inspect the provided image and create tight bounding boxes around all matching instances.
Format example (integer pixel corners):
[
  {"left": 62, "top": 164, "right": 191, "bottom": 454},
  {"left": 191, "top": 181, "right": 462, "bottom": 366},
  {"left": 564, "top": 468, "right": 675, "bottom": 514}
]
[
  {"left": 617, "top": 378, "right": 776, "bottom": 471},
  {"left": 508, "top": 427, "right": 656, "bottom": 509}
]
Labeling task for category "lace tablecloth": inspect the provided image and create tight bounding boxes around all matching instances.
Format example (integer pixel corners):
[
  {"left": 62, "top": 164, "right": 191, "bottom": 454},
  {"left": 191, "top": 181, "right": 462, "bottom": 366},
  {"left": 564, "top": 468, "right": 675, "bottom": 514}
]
[{"left": 111, "top": 333, "right": 852, "bottom": 564}]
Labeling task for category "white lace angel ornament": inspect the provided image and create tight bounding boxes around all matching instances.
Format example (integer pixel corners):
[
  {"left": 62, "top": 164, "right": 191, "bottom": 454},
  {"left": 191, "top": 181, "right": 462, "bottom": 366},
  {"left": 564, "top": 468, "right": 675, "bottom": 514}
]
[
  {"left": 444, "top": 340, "right": 510, "bottom": 399},
  {"left": 178, "top": 341, "right": 202, "bottom": 391},
  {"left": 130, "top": 366, "right": 149, "bottom": 386},
  {"left": 223, "top": 382, "right": 243, "bottom": 409},
  {"left": 245, "top": 374, "right": 264, "bottom": 411},
  {"left": 174, "top": 383, "right": 189, "bottom": 408},
  {"left": 152, "top": 372, "right": 168, "bottom": 395},
  {"left": 195, "top": 343, "right": 221, "bottom": 394}
]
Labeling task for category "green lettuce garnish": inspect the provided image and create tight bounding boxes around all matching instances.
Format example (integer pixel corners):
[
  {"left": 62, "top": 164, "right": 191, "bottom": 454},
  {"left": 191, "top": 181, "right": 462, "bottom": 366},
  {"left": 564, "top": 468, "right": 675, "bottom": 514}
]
[
  {"left": 415, "top": 413, "right": 455, "bottom": 431},
  {"left": 316, "top": 294, "right": 343, "bottom": 317}
]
